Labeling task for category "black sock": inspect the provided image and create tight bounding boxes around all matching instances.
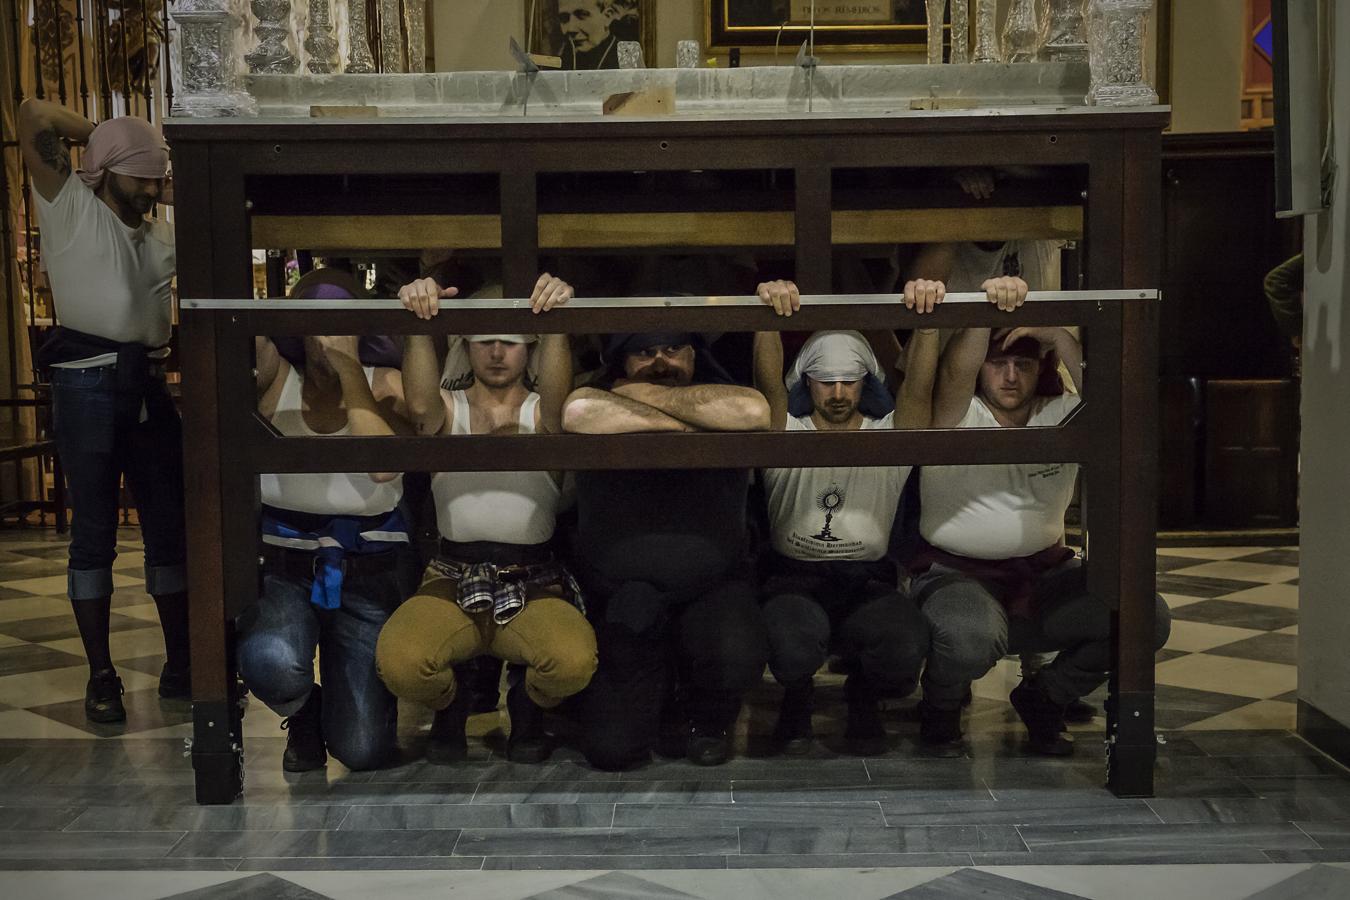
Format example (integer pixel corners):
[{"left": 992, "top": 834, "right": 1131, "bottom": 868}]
[
  {"left": 70, "top": 596, "right": 114, "bottom": 675},
  {"left": 152, "top": 591, "right": 191, "bottom": 672}
]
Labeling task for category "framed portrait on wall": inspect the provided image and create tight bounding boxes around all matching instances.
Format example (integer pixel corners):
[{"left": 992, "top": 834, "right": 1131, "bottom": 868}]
[
  {"left": 706, "top": 1, "right": 931, "bottom": 53},
  {"left": 528, "top": 1, "right": 658, "bottom": 70}
]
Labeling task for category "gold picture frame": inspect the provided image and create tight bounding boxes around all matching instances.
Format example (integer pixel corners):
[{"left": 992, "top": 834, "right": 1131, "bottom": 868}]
[
  {"left": 706, "top": 0, "right": 933, "bottom": 54},
  {"left": 528, "top": 0, "right": 659, "bottom": 70}
]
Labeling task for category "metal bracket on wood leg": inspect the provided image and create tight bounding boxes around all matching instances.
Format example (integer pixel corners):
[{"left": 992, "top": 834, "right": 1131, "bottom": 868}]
[
  {"left": 1106, "top": 690, "right": 1156, "bottom": 797},
  {"left": 193, "top": 700, "right": 243, "bottom": 804}
]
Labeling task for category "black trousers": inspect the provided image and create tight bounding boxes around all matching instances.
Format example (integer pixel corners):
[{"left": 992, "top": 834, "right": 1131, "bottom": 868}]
[
  {"left": 576, "top": 577, "right": 768, "bottom": 771},
  {"left": 760, "top": 553, "right": 929, "bottom": 695}
]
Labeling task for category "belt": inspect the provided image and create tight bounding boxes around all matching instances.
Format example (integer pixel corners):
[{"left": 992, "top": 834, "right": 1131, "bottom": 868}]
[{"left": 261, "top": 544, "right": 398, "bottom": 581}]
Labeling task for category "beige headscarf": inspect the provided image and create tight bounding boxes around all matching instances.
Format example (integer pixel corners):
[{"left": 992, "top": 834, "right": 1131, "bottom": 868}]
[{"left": 77, "top": 117, "right": 169, "bottom": 190}]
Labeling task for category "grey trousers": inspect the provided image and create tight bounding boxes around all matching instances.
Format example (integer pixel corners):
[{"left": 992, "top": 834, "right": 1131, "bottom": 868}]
[{"left": 912, "top": 559, "right": 1171, "bottom": 710}]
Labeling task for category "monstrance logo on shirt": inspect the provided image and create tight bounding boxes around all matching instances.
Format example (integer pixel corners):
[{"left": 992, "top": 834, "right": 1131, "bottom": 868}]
[{"left": 812, "top": 485, "right": 846, "bottom": 542}]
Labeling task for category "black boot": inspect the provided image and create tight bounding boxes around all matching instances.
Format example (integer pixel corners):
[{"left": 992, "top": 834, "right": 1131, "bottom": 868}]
[
  {"left": 506, "top": 682, "right": 553, "bottom": 764},
  {"left": 158, "top": 662, "right": 191, "bottom": 700},
  {"left": 686, "top": 724, "right": 732, "bottom": 767},
  {"left": 772, "top": 679, "right": 815, "bottom": 756},
  {"left": 844, "top": 675, "right": 886, "bottom": 756},
  {"left": 85, "top": 669, "right": 126, "bottom": 723},
  {"left": 918, "top": 700, "right": 965, "bottom": 757},
  {"left": 1064, "top": 698, "right": 1097, "bottom": 724},
  {"left": 281, "top": 685, "right": 327, "bottom": 772},
  {"left": 426, "top": 690, "right": 470, "bottom": 765},
  {"left": 1010, "top": 678, "right": 1075, "bottom": 757}
]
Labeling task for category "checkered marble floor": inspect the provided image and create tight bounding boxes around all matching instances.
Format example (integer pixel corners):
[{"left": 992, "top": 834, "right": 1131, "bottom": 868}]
[{"left": 0, "top": 530, "right": 1302, "bottom": 742}]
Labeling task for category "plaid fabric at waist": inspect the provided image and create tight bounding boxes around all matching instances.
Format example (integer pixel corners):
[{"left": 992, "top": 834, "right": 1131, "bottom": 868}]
[{"left": 431, "top": 542, "right": 585, "bottom": 625}]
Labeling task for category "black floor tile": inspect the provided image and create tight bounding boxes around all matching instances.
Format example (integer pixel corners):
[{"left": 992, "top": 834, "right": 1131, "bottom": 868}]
[
  {"left": 0, "top": 643, "right": 87, "bottom": 677},
  {"left": 27, "top": 687, "right": 191, "bottom": 737},
  {"left": 1156, "top": 555, "right": 1208, "bottom": 573},
  {"left": 1156, "top": 574, "right": 1267, "bottom": 599},
  {"left": 612, "top": 801, "right": 886, "bottom": 828},
  {"left": 737, "top": 824, "right": 1025, "bottom": 854},
  {"left": 972, "top": 848, "right": 1275, "bottom": 865},
  {"left": 726, "top": 852, "right": 976, "bottom": 869},
  {"left": 0, "top": 857, "right": 242, "bottom": 871},
  {"left": 1186, "top": 731, "right": 1324, "bottom": 758},
  {"left": 235, "top": 856, "right": 486, "bottom": 870},
  {"left": 338, "top": 803, "right": 615, "bottom": 830},
  {"left": 1169, "top": 599, "right": 1299, "bottom": 631},
  {"left": 1017, "top": 821, "right": 1317, "bottom": 852},
  {"left": 1152, "top": 685, "right": 1255, "bottom": 730},
  {"left": 1297, "top": 821, "right": 1350, "bottom": 848},
  {"left": 881, "top": 797, "right": 1158, "bottom": 827},
  {"left": 158, "top": 873, "right": 333, "bottom": 900},
  {"left": 65, "top": 805, "right": 351, "bottom": 831},
  {"left": 888, "top": 868, "right": 1089, "bottom": 899},
  {"left": 1207, "top": 632, "right": 1299, "bottom": 666},
  {"left": 1146, "top": 796, "right": 1350, "bottom": 824},
  {"left": 522, "top": 872, "right": 702, "bottom": 899},
  {"left": 0, "top": 829, "right": 187, "bottom": 859},
  {"left": 457, "top": 826, "right": 738, "bottom": 857},
  {"left": 1235, "top": 549, "right": 1301, "bottom": 567},
  {"left": 168, "top": 828, "right": 463, "bottom": 858},
  {"left": 0, "top": 612, "right": 149, "bottom": 644},
  {"left": 1263, "top": 848, "right": 1350, "bottom": 862},
  {"left": 0, "top": 806, "right": 85, "bottom": 831},
  {"left": 482, "top": 855, "right": 728, "bottom": 870}
]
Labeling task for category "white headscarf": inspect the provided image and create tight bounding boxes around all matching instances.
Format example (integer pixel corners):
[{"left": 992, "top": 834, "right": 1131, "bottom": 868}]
[{"left": 786, "top": 330, "right": 880, "bottom": 391}]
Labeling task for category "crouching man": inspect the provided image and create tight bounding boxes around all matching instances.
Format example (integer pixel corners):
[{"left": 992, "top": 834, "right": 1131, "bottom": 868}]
[
  {"left": 564, "top": 332, "right": 772, "bottom": 769},
  {"left": 237, "top": 270, "right": 416, "bottom": 772},
  {"left": 752, "top": 279, "right": 942, "bottom": 755},
  {"left": 914, "top": 308, "right": 1171, "bottom": 756},
  {"left": 376, "top": 274, "right": 596, "bottom": 764}
]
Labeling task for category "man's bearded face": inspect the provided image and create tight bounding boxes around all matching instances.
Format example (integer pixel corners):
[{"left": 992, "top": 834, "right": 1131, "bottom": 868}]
[
  {"left": 622, "top": 343, "right": 695, "bottom": 386},
  {"left": 808, "top": 376, "right": 863, "bottom": 425}
]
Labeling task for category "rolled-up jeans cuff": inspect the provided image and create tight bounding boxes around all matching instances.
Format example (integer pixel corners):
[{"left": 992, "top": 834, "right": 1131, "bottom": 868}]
[
  {"left": 68, "top": 567, "right": 115, "bottom": 601},
  {"left": 145, "top": 563, "right": 187, "bottom": 596}
]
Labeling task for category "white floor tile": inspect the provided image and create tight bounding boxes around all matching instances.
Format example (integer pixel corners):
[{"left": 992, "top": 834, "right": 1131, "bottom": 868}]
[
  {"left": 1157, "top": 547, "right": 1267, "bottom": 561},
  {"left": 116, "top": 602, "right": 162, "bottom": 624},
  {"left": 0, "top": 663, "right": 159, "bottom": 708},
  {"left": 0, "top": 632, "right": 27, "bottom": 649},
  {"left": 1160, "top": 592, "right": 1210, "bottom": 609},
  {"left": 0, "top": 708, "right": 102, "bottom": 739},
  {"left": 1154, "top": 653, "right": 1298, "bottom": 700},
  {"left": 1276, "top": 624, "right": 1299, "bottom": 635},
  {"left": 1219, "top": 583, "right": 1300, "bottom": 609},
  {"left": 1164, "top": 619, "right": 1265, "bottom": 653},
  {"left": 1169, "top": 561, "right": 1300, "bottom": 584},
  {"left": 1182, "top": 699, "right": 1299, "bottom": 732},
  {"left": 0, "top": 594, "right": 73, "bottom": 624},
  {"left": 42, "top": 626, "right": 166, "bottom": 662}
]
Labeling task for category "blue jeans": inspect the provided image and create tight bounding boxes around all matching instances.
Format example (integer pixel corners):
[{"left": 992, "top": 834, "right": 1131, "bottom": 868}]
[
  {"left": 236, "top": 555, "right": 410, "bottom": 770},
  {"left": 50, "top": 366, "right": 186, "bottom": 600}
]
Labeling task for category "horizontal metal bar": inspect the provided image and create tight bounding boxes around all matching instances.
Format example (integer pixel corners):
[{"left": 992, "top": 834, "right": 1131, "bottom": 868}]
[
  {"left": 184, "top": 290, "right": 1158, "bottom": 311},
  {"left": 238, "top": 417, "right": 1094, "bottom": 473}
]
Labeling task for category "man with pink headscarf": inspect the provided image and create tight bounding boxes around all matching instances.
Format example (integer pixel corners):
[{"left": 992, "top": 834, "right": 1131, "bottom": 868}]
[{"left": 19, "top": 99, "right": 187, "bottom": 725}]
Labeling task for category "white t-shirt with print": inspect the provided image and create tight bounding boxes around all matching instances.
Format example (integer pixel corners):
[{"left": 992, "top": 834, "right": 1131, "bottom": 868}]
[
  {"left": 920, "top": 394, "right": 1081, "bottom": 560},
  {"left": 762, "top": 412, "right": 912, "bottom": 562}
]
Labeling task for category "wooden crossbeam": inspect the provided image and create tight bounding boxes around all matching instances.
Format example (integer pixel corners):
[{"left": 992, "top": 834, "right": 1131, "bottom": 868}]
[{"left": 249, "top": 206, "right": 1083, "bottom": 251}]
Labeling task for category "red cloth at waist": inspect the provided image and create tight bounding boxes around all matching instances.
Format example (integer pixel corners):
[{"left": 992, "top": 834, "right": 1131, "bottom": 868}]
[{"left": 909, "top": 539, "right": 1075, "bottom": 619}]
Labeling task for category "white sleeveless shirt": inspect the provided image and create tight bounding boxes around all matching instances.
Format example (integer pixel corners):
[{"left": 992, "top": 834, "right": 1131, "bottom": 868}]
[
  {"left": 259, "top": 365, "right": 404, "bottom": 516},
  {"left": 431, "top": 391, "right": 561, "bottom": 545},
  {"left": 761, "top": 413, "right": 912, "bottom": 562},
  {"left": 920, "top": 394, "right": 1081, "bottom": 560}
]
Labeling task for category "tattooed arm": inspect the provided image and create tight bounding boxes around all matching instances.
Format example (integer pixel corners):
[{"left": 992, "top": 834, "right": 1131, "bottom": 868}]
[{"left": 18, "top": 99, "right": 94, "bottom": 201}]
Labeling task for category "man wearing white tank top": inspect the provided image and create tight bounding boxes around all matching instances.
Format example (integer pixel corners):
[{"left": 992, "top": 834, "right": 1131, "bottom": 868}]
[
  {"left": 19, "top": 99, "right": 189, "bottom": 724},
  {"left": 236, "top": 270, "right": 417, "bottom": 773},
  {"left": 376, "top": 273, "right": 595, "bottom": 765},
  {"left": 751, "top": 279, "right": 945, "bottom": 756},
  {"left": 912, "top": 313, "right": 1171, "bottom": 756}
]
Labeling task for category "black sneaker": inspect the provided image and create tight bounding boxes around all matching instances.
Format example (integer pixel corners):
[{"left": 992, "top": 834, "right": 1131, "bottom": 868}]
[
  {"left": 772, "top": 680, "right": 815, "bottom": 756},
  {"left": 426, "top": 691, "right": 469, "bottom": 765},
  {"left": 844, "top": 676, "right": 887, "bottom": 757},
  {"left": 85, "top": 670, "right": 126, "bottom": 723},
  {"left": 1010, "top": 679, "right": 1075, "bottom": 757},
  {"left": 687, "top": 726, "right": 731, "bottom": 767},
  {"left": 158, "top": 663, "right": 191, "bottom": 700},
  {"left": 280, "top": 686, "right": 327, "bottom": 772},
  {"left": 918, "top": 700, "right": 965, "bottom": 757},
  {"left": 1064, "top": 698, "right": 1097, "bottom": 724},
  {"left": 506, "top": 682, "right": 553, "bottom": 764}
]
